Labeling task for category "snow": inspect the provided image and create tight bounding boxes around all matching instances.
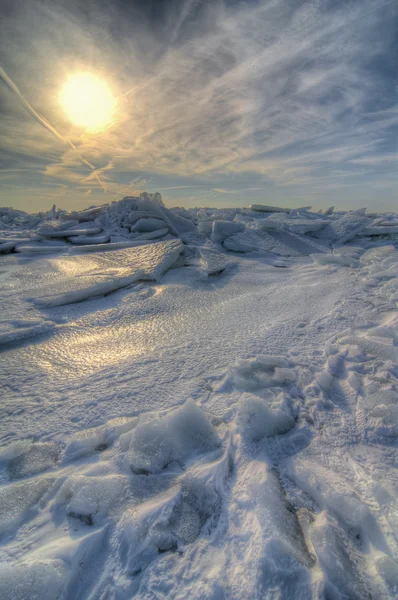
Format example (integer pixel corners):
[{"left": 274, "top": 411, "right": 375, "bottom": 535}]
[
  {"left": 1, "top": 193, "right": 398, "bottom": 599},
  {"left": 127, "top": 399, "right": 221, "bottom": 474}
]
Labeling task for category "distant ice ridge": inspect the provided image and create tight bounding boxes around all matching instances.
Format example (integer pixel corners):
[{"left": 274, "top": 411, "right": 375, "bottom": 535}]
[{"left": 1, "top": 196, "right": 397, "bottom": 258}]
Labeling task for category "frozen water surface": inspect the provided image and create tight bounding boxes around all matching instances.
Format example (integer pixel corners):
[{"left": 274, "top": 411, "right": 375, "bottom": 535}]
[{"left": 1, "top": 196, "right": 398, "bottom": 599}]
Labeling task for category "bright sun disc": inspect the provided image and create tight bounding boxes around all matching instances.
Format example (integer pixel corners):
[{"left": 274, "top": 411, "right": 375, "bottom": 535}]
[{"left": 60, "top": 72, "right": 116, "bottom": 131}]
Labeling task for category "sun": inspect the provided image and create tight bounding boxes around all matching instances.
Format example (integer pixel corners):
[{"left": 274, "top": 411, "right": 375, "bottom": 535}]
[{"left": 60, "top": 72, "right": 116, "bottom": 131}]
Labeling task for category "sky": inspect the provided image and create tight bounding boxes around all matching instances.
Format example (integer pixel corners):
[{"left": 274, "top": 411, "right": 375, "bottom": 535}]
[{"left": 0, "top": 0, "right": 397, "bottom": 213}]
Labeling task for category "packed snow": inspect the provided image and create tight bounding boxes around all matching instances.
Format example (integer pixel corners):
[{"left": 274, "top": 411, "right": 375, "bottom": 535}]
[{"left": 1, "top": 193, "right": 398, "bottom": 599}]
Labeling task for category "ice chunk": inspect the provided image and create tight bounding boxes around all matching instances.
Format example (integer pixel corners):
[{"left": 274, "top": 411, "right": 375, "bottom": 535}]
[
  {"left": 198, "top": 248, "right": 230, "bottom": 276},
  {"left": 34, "top": 269, "right": 144, "bottom": 308},
  {"left": 0, "top": 478, "right": 54, "bottom": 534},
  {"left": 311, "top": 253, "right": 359, "bottom": 267},
  {"left": 220, "top": 354, "right": 292, "bottom": 391},
  {"left": 358, "top": 389, "right": 398, "bottom": 438},
  {"left": 366, "top": 326, "right": 396, "bottom": 340},
  {"left": 315, "top": 371, "right": 335, "bottom": 391},
  {"left": 211, "top": 221, "right": 245, "bottom": 244},
  {"left": 315, "top": 213, "right": 370, "bottom": 244},
  {"left": 338, "top": 334, "right": 398, "bottom": 362},
  {"left": 249, "top": 204, "right": 288, "bottom": 213},
  {"left": 68, "top": 233, "right": 110, "bottom": 244},
  {"left": 15, "top": 245, "right": 67, "bottom": 254},
  {"left": 127, "top": 399, "right": 220, "bottom": 474},
  {"left": 359, "top": 226, "right": 398, "bottom": 236},
  {"left": 39, "top": 227, "right": 102, "bottom": 238},
  {"left": 0, "top": 560, "right": 66, "bottom": 600},
  {"left": 0, "top": 240, "right": 15, "bottom": 253},
  {"left": 258, "top": 214, "right": 328, "bottom": 234},
  {"left": 360, "top": 246, "right": 396, "bottom": 264},
  {"left": 56, "top": 474, "right": 128, "bottom": 523},
  {"left": 67, "top": 240, "right": 153, "bottom": 253},
  {"left": 127, "top": 210, "right": 162, "bottom": 224},
  {"left": 134, "top": 227, "right": 169, "bottom": 241},
  {"left": 324, "top": 206, "right": 334, "bottom": 215},
  {"left": 130, "top": 218, "right": 168, "bottom": 233},
  {"left": 62, "top": 206, "right": 103, "bottom": 221},
  {"left": 197, "top": 221, "right": 213, "bottom": 236},
  {"left": 0, "top": 323, "right": 53, "bottom": 346},
  {"left": 237, "top": 393, "right": 295, "bottom": 440},
  {"left": 8, "top": 443, "right": 60, "bottom": 479},
  {"left": 33, "top": 241, "right": 183, "bottom": 307},
  {"left": 63, "top": 416, "right": 138, "bottom": 461}
]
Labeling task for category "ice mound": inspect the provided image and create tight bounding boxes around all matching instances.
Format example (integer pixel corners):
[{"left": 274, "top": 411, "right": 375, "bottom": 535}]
[
  {"left": 7, "top": 442, "right": 60, "bottom": 480},
  {"left": 358, "top": 389, "right": 398, "bottom": 439},
  {"left": 118, "top": 445, "right": 231, "bottom": 574},
  {"left": 211, "top": 220, "right": 245, "bottom": 244},
  {"left": 119, "top": 479, "right": 221, "bottom": 574},
  {"left": 127, "top": 399, "right": 221, "bottom": 474},
  {"left": 63, "top": 416, "right": 138, "bottom": 462},
  {"left": 0, "top": 477, "right": 54, "bottom": 534},
  {"left": 0, "top": 560, "right": 66, "bottom": 600},
  {"left": 220, "top": 354, "right": 295, "bottom": 392},
  {"left": 55, "top": 474, "right": 128, "bottom": 525},
  {"left": 237, "top": 392, "right": 295, "bottom": 440}
]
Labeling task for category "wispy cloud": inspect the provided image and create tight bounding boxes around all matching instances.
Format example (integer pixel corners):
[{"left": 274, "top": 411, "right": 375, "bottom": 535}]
[{"left": 0, "top": 0, "right": 397, "bottom": 211}]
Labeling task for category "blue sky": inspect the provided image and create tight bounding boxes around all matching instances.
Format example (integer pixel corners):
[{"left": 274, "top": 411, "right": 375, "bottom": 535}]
[{"left": 0, "top": 0, "right": 397, "bottom": 212}]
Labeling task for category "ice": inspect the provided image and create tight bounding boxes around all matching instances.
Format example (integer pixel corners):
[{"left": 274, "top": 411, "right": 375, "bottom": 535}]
[
  {"left": 257, "top": 213, "right": 328, "bottom": 234},
  {"left": 0, "top": 241, "right": 15, "bottom": 253},
  {"left": 249, "top": 204, "right": 290, "bottom": 213},
  {"left": 198, "top": 247, "right": 230, "bottom": 276},
  {"left": 359, "top": 226, "right": 398, "bottom": 236},
  {"left": 63, "top": 416, "right": 137, "bottom": 461},
  {"left": 2, "top": 192, "right": 398, "bottom": 598},
  {"left": 127, "top": 399, "right": 221, "bottom": 474},
  {"left": 211, "top": 220, "right": 245, "bottom": 244},
  {"left": 15, "top": 245, "right": 67, "bottom": 254},
  {"left": 130, "top": 217, "right": 168, "bottom": 233},
  {"left": 315, "top": 371, "right": 335, "bottom": 391},
  {"left": 33, "top": 240, "right": 183, "bottom": 307},
  {"left": 0, "top": 478, "right": 54, "bottom": 534},
  {"left": 67, "top": 240, "right": 152, "bottom": 253},
  {"left": 237, "top": 392, "right": 295, "bottom": 440},
  {"left": 358, "top": 389, "right": 398, "bottom": 439},
  {"left": 0, "top": 560, "right": 66, "bottom": 600},
  {"left": 8, "top": 442, "right": 60, "bottom": 479},
  {"left": 311, "top": 252, "right": 359, "bottom": 267},
  {"left": 360, "top": 245, "right": 396, "bottom": 264},
  {"left": 315, "top": 212, "right": 370, "bottom": 244},
  {"left": 0, "top": 323, "right": 53, "bottom": 345},
  {"left": 55, "top": 474, "right": 128, "bottom": 524},
  {"left": 134, "top": 227, "right": 169, "bottom": 241},
  {"left": 34, "top": 268, "right": 144, "bottom": 308},
  {"left": 220, "top": 354, "right": 294, "bottom": 392},
  {"left": 38, "top": 227, "right": 102, "bottom": 238},
  {"left": 127, "top": 210, "right": 162, "bottom": 224},
  {"left": 68, "top": 233, "right": 110, "bottom": 244}
]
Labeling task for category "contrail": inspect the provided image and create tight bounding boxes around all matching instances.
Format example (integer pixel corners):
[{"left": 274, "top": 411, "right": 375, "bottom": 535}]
[{"left": 0, "top": 66, "right": 99, "bottom": 174}]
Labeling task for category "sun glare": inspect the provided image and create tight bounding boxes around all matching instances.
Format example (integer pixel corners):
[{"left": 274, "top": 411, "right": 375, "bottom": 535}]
[{"left": 60, "top": 72, "right": 116, "bottom": 131}]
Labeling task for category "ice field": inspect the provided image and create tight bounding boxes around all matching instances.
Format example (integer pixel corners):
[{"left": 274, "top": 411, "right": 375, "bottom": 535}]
[{"left": 1, "top": 194, "right": 398, "bottom": 599}]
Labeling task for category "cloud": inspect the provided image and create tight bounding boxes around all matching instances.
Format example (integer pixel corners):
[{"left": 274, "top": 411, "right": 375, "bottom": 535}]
[{"left": 0, "top": 0, "right": 397, "bottom": 210}]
